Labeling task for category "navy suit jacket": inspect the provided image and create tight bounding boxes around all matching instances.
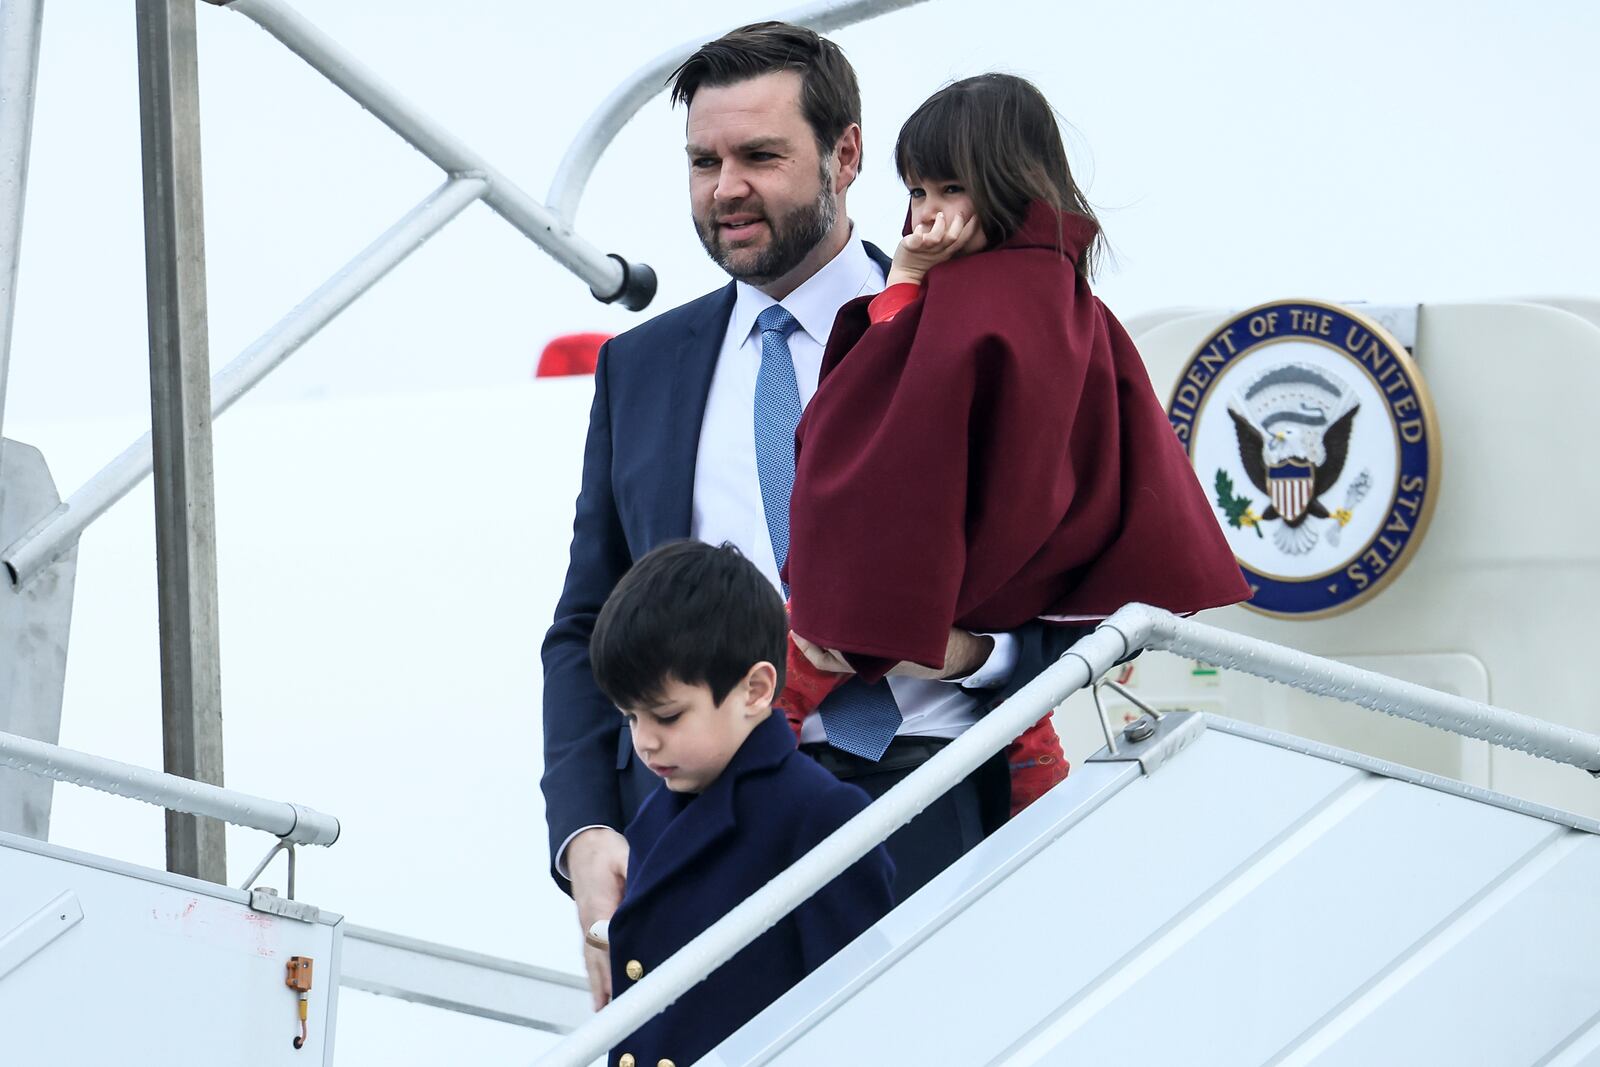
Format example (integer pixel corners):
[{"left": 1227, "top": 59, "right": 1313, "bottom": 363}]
[
  {"left": 539, "top": 244, "right": 1083, "bottom": 883},
  {"left": 607, "top": 711, "right": 894, "bottom": 1067}
]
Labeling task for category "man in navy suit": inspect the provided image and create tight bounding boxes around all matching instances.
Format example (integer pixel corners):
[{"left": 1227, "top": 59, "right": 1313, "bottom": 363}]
[
  {"left": 589, "top": 540, "right": 894, "bottom": 1067},
  {"left": 541, "top": 21, "right": 1080, "bottom": 1008}
]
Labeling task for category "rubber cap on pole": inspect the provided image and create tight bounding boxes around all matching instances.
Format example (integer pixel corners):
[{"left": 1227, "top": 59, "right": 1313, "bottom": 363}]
[{"left": 591, "top": 253, "right": 657, "bottom": 311}]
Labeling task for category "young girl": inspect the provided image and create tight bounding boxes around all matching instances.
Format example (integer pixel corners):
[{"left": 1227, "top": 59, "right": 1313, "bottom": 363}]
[{"left": 779, "top": 74, "right": 1250, "bottom": 812}]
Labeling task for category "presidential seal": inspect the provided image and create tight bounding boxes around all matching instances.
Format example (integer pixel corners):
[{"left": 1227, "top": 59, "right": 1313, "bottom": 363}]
[{"left": 1166, "top": 300, "right": 1440, "bottom": 618}]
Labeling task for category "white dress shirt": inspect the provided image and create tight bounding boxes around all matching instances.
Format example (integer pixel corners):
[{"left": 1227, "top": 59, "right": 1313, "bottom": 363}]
[{"left": 690, "top": 233, "right": 1017, "bottom": 744}]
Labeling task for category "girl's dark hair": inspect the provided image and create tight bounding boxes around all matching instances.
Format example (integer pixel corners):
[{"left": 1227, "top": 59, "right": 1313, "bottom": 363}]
[
  {"left": 591, "top": 540, "right": 787, "bottom": 711},
  {"left": 670, "top": 22, "right": 861, "bottom": 160},
  {"left": 895, "top": 73, "right": 1103, "bottom": 276}
]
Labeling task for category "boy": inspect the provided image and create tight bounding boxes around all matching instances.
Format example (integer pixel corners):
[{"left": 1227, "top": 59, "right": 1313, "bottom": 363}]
[{"left": 589, "top": 540, "right": 895, "bottom": 1067}]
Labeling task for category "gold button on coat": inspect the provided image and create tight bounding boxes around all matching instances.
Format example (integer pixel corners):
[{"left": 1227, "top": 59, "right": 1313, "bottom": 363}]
[
  {"left": 625, "top": 959, "right": 644, "bottom": 981},
  {"left": 657, "top": 1060, "right": 676, "bottom": 1067},
  {"left": 617, "top": 1055, "right": 635, "bottom": 1067}
]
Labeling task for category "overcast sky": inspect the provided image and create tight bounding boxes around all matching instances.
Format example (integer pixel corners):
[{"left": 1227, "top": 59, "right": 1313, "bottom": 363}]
[{"left": 7, "top": 0, "right": 1600, "bottom": 435}]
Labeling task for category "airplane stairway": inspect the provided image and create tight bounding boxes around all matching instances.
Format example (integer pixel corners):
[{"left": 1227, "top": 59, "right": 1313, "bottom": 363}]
[{"left": 709, "top": 712, "right": 1600, "bottom": 1066}]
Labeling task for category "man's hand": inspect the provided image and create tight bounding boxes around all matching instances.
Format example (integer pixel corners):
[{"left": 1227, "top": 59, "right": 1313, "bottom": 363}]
[
  {"left": 886, "top": 628, "right": 994, "bottom": 680},
  {"left": 886, "top": 211, "right": 984, "bottom": 288},
  {"left": 567, "top": 826, "right": 630, "bottom": 1010},
  {"left": 792, "top": 633, "right": 855, "bottom": 675},
  {"left": 795, "top": 629, "right": 994, "bottom": 681}
]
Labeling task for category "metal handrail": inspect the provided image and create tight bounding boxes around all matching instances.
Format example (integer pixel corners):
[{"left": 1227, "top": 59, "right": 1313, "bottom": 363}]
[
  {"left": 224, "top": 0, "right": 654, "bottom": 310},
  {"left": 1, "top": 176, "right": 485, "bottom": 587},
  {"left": 1112, "top": 608, "right": 1600, "bottom": 774},
  {"left": 545, "top": 0, "right": 930, "bottom": 225},
  {"left": 0, "top": 725, "right": 339, "bottom": 846},
  {"left": 531, "top": 602, "right": 1600, "bottom": 1066}
]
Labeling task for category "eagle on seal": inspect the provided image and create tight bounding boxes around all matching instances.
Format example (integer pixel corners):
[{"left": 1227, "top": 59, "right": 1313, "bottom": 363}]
[{"left": 1227, "top": 363, "right": 1360, "bottom": 554}]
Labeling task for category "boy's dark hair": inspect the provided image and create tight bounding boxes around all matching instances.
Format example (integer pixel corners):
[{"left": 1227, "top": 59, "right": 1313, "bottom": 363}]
[
  {"left": 895, "top": 73, "right": 1104, "bottom": 277},
  {"left": 669, "top": 21, "right": 861, "bottom": 159},
  {"left": 591, "top": 540, "right": 787, "bottom": 711}
]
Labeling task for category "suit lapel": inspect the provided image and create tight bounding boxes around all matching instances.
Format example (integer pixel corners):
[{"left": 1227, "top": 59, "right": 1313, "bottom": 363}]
[
  {"left": 657, "top": 283, "right": 736, "bottom": 541},
  {"left": 863, "top": 241, "right": 892, "bottom": 276}
]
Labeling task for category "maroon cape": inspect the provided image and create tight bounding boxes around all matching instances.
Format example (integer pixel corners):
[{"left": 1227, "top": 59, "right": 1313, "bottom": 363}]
[{"left": 785, "top": 202, "right": 1250, "bottom": 681}]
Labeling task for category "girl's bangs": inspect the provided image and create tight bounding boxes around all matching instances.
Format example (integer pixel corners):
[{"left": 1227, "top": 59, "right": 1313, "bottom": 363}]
[{"left": 895, "top": 98, "right": 964, "bottom": 182}]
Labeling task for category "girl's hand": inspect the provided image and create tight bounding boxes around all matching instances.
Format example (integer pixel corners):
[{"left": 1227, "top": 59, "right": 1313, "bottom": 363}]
[{"left": 887, "top": 211, "right": 984, "bottom": 287}]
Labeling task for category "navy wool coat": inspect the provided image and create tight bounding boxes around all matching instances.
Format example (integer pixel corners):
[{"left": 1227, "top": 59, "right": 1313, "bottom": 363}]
[{"left": 608, "top": 711, "right": 895, "bottom": 1067}]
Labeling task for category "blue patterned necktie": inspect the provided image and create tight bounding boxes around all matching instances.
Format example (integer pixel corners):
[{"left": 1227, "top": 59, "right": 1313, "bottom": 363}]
[{"left": 752, "top": 303, "right": 900, "bottom": 761}]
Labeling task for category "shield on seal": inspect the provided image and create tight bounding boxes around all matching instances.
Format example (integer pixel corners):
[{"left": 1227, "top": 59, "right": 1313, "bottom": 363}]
[{"left": 1267, "top": 460, "right": 1316, "bottom": 523}]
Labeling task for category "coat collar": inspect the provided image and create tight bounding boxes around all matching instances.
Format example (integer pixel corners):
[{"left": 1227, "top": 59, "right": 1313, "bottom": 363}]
[
  {"left": 622, "top": 711, "right": 795, "bottom": 904},
  {"left": 1000, "top": 200, "right": 1099, "bottom": 266}
]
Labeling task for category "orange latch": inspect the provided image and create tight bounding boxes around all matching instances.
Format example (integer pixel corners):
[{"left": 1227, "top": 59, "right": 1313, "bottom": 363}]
[{"left": 286, "top": 956, "right": 313, "bottom": 1049}]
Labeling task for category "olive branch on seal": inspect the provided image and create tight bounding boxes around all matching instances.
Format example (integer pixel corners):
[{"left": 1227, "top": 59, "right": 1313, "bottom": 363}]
[{"left": 1214, "top": 469, "right": 1264, "bottom": 539}]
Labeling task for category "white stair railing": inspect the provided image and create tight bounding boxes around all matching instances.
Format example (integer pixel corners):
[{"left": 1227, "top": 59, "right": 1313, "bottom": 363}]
[
  {"left": 0, "top": 724, "right": 338, "bottom": 846},
  {"left": 531, "top": 602, "right": 1600, "bottom": 1067}
]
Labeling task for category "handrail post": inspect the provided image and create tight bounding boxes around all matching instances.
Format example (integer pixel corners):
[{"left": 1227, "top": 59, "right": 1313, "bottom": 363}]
[{"left": 135, "top": 0, "right": 227, "bottom": 884}]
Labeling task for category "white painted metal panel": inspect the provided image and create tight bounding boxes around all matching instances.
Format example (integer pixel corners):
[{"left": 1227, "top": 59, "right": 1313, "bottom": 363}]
[
  {"left": 1300, "top": 830, "right": 1600, "bottom": 1067},
  {"left": 0, "top": 831, "right": 341, "bottom": 1065},
  {"left": 1009, "top": 775, "right": 1562, "bottom": 1065}
]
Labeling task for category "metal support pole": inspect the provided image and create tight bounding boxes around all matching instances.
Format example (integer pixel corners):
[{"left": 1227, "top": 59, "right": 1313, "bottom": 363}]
[
  {"left": 135, "top": 0, "right": 226, "bottom": 883},
  {"left": 0, "top": 0, "right": 47, "bottom": 479}
]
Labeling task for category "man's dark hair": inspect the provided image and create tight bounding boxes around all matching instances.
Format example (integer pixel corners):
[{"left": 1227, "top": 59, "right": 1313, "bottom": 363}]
[
  {"left": 591, "top": 540, "right": 787, "bottom": 711},
  {"left": 669, "top": 21, "right": 861, "bottom": 157}
]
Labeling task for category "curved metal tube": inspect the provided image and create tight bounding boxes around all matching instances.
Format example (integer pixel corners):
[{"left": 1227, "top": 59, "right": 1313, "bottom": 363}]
[
  {"left": 228, "top": 0, "right": 627, "bottom": 297},
  {"left": 544, "top": 0, "right": 931, "bottom": 225}
]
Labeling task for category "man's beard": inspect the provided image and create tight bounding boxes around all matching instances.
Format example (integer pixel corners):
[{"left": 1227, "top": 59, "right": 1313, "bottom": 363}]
[{"left": 695, "top": 163, "right": 837, "bottom": 285}]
